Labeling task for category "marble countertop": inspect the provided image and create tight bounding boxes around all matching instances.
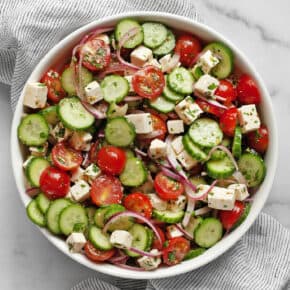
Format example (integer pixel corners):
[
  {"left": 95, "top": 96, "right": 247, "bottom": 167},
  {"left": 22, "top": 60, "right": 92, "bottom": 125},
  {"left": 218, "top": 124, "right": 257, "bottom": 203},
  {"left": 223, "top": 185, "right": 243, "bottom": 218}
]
[{"left": 1, "top": 1, "right": 289, "bottom": 289}]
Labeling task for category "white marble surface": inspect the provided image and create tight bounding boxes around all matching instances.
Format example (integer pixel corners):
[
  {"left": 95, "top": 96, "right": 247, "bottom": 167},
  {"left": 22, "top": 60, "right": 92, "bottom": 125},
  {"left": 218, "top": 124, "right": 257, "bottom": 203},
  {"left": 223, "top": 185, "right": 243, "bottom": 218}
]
[{"left": 1, "top": 1, "right": 290, "bottom": 289}]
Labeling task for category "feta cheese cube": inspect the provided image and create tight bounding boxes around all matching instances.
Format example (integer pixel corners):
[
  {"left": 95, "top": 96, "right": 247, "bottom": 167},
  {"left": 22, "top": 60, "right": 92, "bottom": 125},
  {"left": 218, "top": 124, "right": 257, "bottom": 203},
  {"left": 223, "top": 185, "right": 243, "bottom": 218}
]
[
  {"left": 29, "top": 142, "right": 48, "bottom": 157},
  {"left": 166, "top": 225, "right": 184, "bottom": 239},
  {"left": 69, "top": 131, "right": 92, "bottom": 151},
  {"left": 194, "top": 74, "right": 219, "bottom": 98},
  {"left": 50, "top": 123, "right": 72, "bottom": 143},
  {"left": 84, "top": 81, "right": 103, "bottom": 104},
  {"left": 23, "top": 82, "right": 48, "bottom": 109},
  {"left": 84, "top": 164, "right": 101, "bottom": 183},
  {"left": 66, "top": 232, "right": 86, "bottom": 253},
  {"left": 149, "top": 139, "right": 167, "bottom": 159},
  {"left": 110, "top": 230, "right": 133, "bottom": 249},
  {"left": 198, "top": 50, "right": 219, "bottom": 74},
  {"left": 96, "top": 34, "right": 110, "bottom": 45},
  {"left": 148, "top": 193, "right": 168, "bottom": 211},
  {"left": 137, "top": 249, "right": 161, "bottom": 270},
  {"left": 130, "top": 45, "right": 153, "bottom": 67},
  {"left": 228, "top": 184, "right": 249, "bottom": 201},
  {"left": 143, "top": 58, "right": 161, "bottom": 69},
  {"left": 124, "top": 75, "right": 134, "bottom": 92},
  {"left": 71, "top": 167, "right": 85, "bottom": 182},
  {"left": 125, "top": 113, "right": 153, "bottom": 134},
  {"left": 177, "top": 150, "right": 198, "bottom": 170},
  {"left": 238, "top": 105, "right": 261, "bottom": 133},
  {"left": 167, "top": 195, "right": 187, "bottom": 212},
  {"left": 159, "top": 54, "right": 180, "bottom": 73},
  {"left": 171, "top": 136, "right": 184, "bottom": 155},
  {"left": 175, "top": 96, "right": 203, "bottom": 125},
  {"left": 70, "top": 180, "right": 91, "bottom": 202},
  {"left": 167, "top": 120, "right": 184, "bottom": 134}
]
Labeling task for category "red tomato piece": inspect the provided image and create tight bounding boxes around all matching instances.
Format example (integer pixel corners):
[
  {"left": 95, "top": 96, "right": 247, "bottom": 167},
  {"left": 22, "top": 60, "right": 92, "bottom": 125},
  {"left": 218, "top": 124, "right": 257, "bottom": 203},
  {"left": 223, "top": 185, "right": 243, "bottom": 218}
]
[
  {"left": 84, "top": 241, "right": 116, "bottom": 262},
  {"left": 90, "top": 174, "right": 123, "bottom": 206},
  {"left": 154, "top": 172, "right": 184, "bottom": 201},
  {"left": 215, "top": 79, "right": 237, "bottom": 106},
  {"left": 151, "top": 114, "right": 167, "bottom": 141},
  {"left": 162, "top": 237, "right": 190, "bottom": 266},
  {"left": 219, "top": 201, "right": 245, "bottom": 230},
  {"left": 195, "top": 99, "right": 225, "bottom": 118},
  {"left": 152, "top": 226, "right": 166, "bottom": 251},
  {"left": 219, "top": 107, "right": 239, "bottom": 137},
  {"left": 174, "top": 34, "right": 202, "bottom": 67},
  {"left": 237, "top": 74, "right": 261, "bottom": 105},
  {"left": 247, "top": 125, "right": 269, "bottom": 154},
  {"left": 132, "top": 66, "right": 165, "bottom": 99},
  {"left": 40, "top": 166, "right": 70, "bottom": 200}
]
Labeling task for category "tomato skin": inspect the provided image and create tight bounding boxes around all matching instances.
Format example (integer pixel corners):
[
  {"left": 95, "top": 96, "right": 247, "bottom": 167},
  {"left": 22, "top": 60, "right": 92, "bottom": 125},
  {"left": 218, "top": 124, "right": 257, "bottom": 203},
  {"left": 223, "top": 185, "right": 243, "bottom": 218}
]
[
  {"left": 219, "top": 107, "right": 239, "bottom": 137},
  {"left": 174, "top": 34, "right": 202, "bottom": 67},
  {"left": 132, "top": 66, "right": 165, "bottom": 99},
  {"left": 247, "top": 125, "right": 269, "bottom": 154},
  {"left": 215, "top": 80, "right": 237, "bottom": 105},
  {"left": 40, "top": 166, "right": 70, "bottom": 200},
  {"left": 219, "top": 201, "right": 245, "bottom": 230},
  {"left": 123, "top": 192, "right": 153, "bottom": 219},
  {"left": 84, "top": 241, "right": 116, "bottom": 262},
  {"left": 162, "top": 237, "right": 190, "bottom": 266},
  {"left": 152, "top": 226, "right": 166, "bottom": 251},
  {"left": 195, "top": 99, "right": 225, "bottom": 118},
  {"left": 97, "top": 146, "right": 126, "bottom": 175},
  {"left": 90, "top": 174, "right": 123, "bottom": 206},
  {"left": 154, "top": 172, "right": 184, "bottom": 201},
  {"left": 237, "top": 74, "right": 261, "bottom": 105}
]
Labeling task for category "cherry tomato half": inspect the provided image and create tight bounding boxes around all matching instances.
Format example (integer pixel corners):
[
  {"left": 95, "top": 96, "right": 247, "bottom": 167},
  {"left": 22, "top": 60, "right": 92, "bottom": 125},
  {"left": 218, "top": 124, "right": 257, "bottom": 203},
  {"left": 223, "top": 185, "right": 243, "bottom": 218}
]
[
  {"left": 152, "top": 226, "right": 166, "bottom": 251},
  {"left": 40, "top": 166, "right": 70, "bottom": 200},
  {"left": 132, "top": 66, "right": 165, "bottom": 99},
  {"left": 247, "top": 125, "right": 269, "bottom": 154},
  {"left": 219, "top": 107, "right": 239, "bottom": 137},
  {"left": 237, "top": 74, "right": 261, "bottom": 105},
  {"left": 195, "top": 99, "right": 225, "bottom": 118},
  {"left": 151, "top": 114, "right": 167, "bottom": 141},
  {"left": 154, "top": 172, "right": 184, "bottom": 201},
  {"left": 219, "top": 201, "right": 245, "bottom": 230},
  {"left": 90, "top": 174, "right": 123, "bottom": 206},
  {"left": 84, "top": 241, "right": 116, "bottom": 262},
  {"left": 215, "top": 79, "right": 237, "bottom": 106}
]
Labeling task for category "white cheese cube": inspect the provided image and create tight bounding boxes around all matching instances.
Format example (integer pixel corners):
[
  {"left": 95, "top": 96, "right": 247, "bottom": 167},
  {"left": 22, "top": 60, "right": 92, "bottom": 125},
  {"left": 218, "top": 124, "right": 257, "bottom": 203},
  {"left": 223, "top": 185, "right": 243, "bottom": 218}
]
[
  {"left": 143, "top": 58, "right": 161, "bottom": 69},
  {"left": 124, "top": 75, "right": 134, "bottom": 92},
  {"left": 125, "top": 113, "right": 153, "bottom": 134},
  {"left": 177, "top": 150, "right": 198, "bottom": 170},
  {"left": 71, "top": 167, "right": 85, "bottom": 182},
  {"left": 50, "top": 123, "right": 72, "bottom": 143},
  {"left": 206, "top": 186, "right": 236, "bottom": 210},
  {"left": 194, "top": 74, "right": 219, "bottom": 98},
  {"left": 137, "top": 249, "right": 161, "bottom": 270},
  {"left": 166, "top": 225, "right": 184, "bottom": 239},
  {"left": 70, "top": 180, "right": 91, "bottom": 202},
  {"left": 167, "top": 195, "right": 187, "bottom": 212},
  {"left": 69, "top": 131, "right": 92, "bottom": 151},
  {"left": 148, "top": 193, "right": 168, "bottom": 211},
  {"left": 23, "top": 82, "right": 48, "bottom": 109},
  {"left": 171, "top": 136, "right": 184, "bottom": 155},
  {"left": 84, "top": 164, "right": 101, "bottom": 183},
  {"left": 84, "top": 81, "right": 103, "bottom": 104},
  {"left": 130, "top": 45, "right": 153, "bottom": 67},
  {"left": 96, "top": 34, "right": 110, "bottom": 45},
  {"left": 66, "top": 232, "right": 86, "bottom": 253},
  {"left": 198, "top": 50, "right": 219, "bottom": 74},
  {"left": 238, "top": 105, "right": 261, "bottom": 133},
  {"left": 167, "top": 120, "right": 184, "bottom": 134},
  {"left": 228, "top": 184, "right": 249, "bottom": 201},
  {"left": 175, "top": 96, "right": 203, "bottom": 125},
  {"left": 159, "top": 54, "right": 180, "bottom": 73},
  {"left": 149, "top": 139, "right": 167, "bottom": 159},
  {"left": 29, "top": 142, "right": 48, "bottom": 157},
  {"left": 110, "top": 230, "right": 133, "bottom": 249}
]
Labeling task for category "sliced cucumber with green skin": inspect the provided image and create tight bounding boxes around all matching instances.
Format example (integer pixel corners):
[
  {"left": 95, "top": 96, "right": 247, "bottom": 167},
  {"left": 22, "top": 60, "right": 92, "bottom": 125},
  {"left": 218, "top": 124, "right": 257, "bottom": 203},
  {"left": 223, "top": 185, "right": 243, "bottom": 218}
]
[
  {"left": 145, "top": 228, "right": 154, "bottom": 251},
  {"left": 115, "top": 19, "right": 143, "bottom": 49},
  {"left": 107, "top": 102, "right": 128, "bottom": 118},
  {"left": 59, "top": 204, "right": 88, "bottom": 236},
  {"left": 153, "top": 30, "right": 176, "bottom": 56},
  {"left": 182, "top": 134, "right": 207, "bottom": 162},
  {"left": 194, "top": 217, "right": 223, "bottom": 248},
  {"left": 184, "top": 248, "right": 206, "bottom": 261},
  {"left": 221, "top": 137, "right": 232, "bottom": 148},
  {"left": 58, "top": 97, "right": 94, "bottom": 130},
  {"left": 35, "top": 193, "right": 50, "bottom": 214},
  {"left": 107, "top": 216, "right": 134, "bottom": 232},
  {"left": 26, "top": 199, "right": 46, "bottom": 227},
  {"left": 86, "top": 207, "right": 96, "bottom": 225},
  {"left": 26, "top": 157, "right": 50, "bottom": 187},
  {"left": 105, "top": 117, "right": 135, "bottom": 147},
  {"left": 120, "top": 157, "right": 147, "bottom": 187},
  {"left": 189, "top": 118, "right": 223, "bottom": 148},
  {"left": 232, "top": 126, "right": 242, "bottom": 159},
  {"left": 18, "top": 114, "right": 49, "bottom": 146},
  {"left": 152, "top": 209, "right": 184, "bottom": 224},
  {"left": 46, "top": 198, "right": 71, "bottom": 235},
  {"left": 142, "top": 22, "right": 167, "bottom": 49},
  {"left": 94, "top": 207, "right": 109, "bottom": 228},
  {"left": 206, "top": 156, "right": 235, "bottom": 179},
  {"left": 238, "top": 152, "right": 266, "bottom": 187},
  {"left": 203, "top": 42, "right": 234, "bottom": 79},
  {"left": 210, "top": 150, "right": 227, "bottom": 161},
  {"left": 168, "top": 67, "right": 194, "bottom": 95},
  {"left": 162, "top": 76, "right": 184, "bottom": 103},
  {"left": 191, "top": 65, "right": 204, "bottom": 81},
  {"left": 89, "top": 226, "right": 112, "bottom": 250},
  {"left": 101, "top": 75, "right": 129, "bottom": 103},
  {"left": 104, "top": 204, "right": 125, "bottom": 221},
  {"left": 40, "top": 106, "right": 59, "bottom": 126},
  {"left": 232, "top": 203, "right": 251, "bottom": 230},
  {"left": 185, "top": 216, "right": 203, "bottom": 237},
  {"left": 125, "top": 149, "right": 135, "bottom": 159},
  {"left": 149, "top": 95, "right": 175, "bottom": 113}
]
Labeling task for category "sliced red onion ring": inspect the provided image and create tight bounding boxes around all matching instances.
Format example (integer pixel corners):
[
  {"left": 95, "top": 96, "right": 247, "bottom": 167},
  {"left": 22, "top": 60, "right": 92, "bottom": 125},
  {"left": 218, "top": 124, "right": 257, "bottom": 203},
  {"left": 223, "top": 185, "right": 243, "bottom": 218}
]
[
  {"left": 128, "top": 247, "right": 162, "bottom": 257},
  {"left": 97, "top": 131, "right": 105, "bottom": 138},
  {"left": 134, "top": 147, "right": 147, "bottom": 157},
  {"left": 108, "top": 255, "right": 128, "bottom": 264},
  {"left": 97, "top": 63, "right": 136, "bottom": 79},
  {"left": 195, "top": 94, "right": 228, "bottom": 110},
  {"left": 194, "top": 206, "right": 212, "bottom": 216},
  {"left": 186, "top": 180, "right": 217, "bottom": 201},
  {"left": 232, "top": 170, "right": 247, "bottom": 185},
  {"left": 124, "top": 96, "right": 143, "bottom": 102},
  {"left": 161, "top": 166, "right": 183, "bottom": 182},
  {"left": 82, "top": 152, "right": 90, "bottom": 168},
  {"left": 174, "top": 224, "right": 193, "bottom": 240},
  {"left": 81, "top": 101, "right": 107, "bottom": 119},
  {"left": 182, "top": 198, "right": 195, "bottom": 227},
  {"left": 112, "top": 263, "right": 145, "bottom": 271},
  {"left": 137, "top": 130, "right": 163, "bottom": 140},
  {"left": 164, "top": 53, "right": 180, "bottom": 73},
  {"left": 79, "top": 27, "right": 114, "bottom": 45},
  {"left": 26, "top": 187, "right": 40, "bottom": 197}
]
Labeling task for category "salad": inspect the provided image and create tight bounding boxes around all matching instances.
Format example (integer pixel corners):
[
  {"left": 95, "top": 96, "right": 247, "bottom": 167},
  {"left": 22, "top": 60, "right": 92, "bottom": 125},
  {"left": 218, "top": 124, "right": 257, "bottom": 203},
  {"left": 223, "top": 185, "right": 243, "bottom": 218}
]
[{"left": 18, "top": 19, "right": 269, "bottom": 271}]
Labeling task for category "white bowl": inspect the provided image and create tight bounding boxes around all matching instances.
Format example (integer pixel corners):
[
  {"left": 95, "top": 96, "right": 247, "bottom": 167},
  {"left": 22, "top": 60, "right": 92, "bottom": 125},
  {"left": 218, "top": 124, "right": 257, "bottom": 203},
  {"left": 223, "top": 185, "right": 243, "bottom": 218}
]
[{"left": 11, "top": 11, "right": 278, "bottom": 279}]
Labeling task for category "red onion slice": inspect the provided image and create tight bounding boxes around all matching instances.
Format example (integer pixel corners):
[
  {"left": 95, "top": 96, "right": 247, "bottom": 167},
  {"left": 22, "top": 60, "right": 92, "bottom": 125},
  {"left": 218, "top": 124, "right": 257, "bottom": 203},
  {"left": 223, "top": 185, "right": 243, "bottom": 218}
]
[
  {"left": 26, "top": 187, "right": 40, "bottom": 197},
  {"left": 81, "top": 101, "right": 107, "bottom": 119},
  {"left": 124, "top": 96, "right": 143, "bottom": 102},
  {"left": 194, "top": 206, "right": 212, "bottom": 216},
  {"left": 174, "top": 224, "right": 193, "bottom": 240},
  {"left": 182, "top": 198, "right": 195, "bottom": 227},
  {"left": 97, "top": 63, "right": 136, "bottom": 79},
  {"left": 79, "top": 27, "right": 114, "bottom": 45},
  {"left": 232, "top": 170, "right": 247, "bottom": 185},
  {"left": 161, "top": 166, "right": 183, "bottom": 182},
  {"left": 195, "top": 94, "right": 228, "bottom": 110},
  {"left": 137, "top": 130, "right": 163, "bottom": 140},
  {"left": 128, "top": 247, "right": 162, "bottom": 257},
  {"left": 186, "top": 180, "right": 217, "bottom": 201},
  {"left": 134, "top": 147, "right": 147, "bottom": 157}
]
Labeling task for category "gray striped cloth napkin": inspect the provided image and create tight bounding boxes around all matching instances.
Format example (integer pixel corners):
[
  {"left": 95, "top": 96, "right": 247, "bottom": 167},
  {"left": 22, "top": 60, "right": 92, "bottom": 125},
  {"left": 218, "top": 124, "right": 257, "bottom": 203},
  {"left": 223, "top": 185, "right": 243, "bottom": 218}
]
[{"left": 0, "top": 1, "right": 289, "bottom": 289}]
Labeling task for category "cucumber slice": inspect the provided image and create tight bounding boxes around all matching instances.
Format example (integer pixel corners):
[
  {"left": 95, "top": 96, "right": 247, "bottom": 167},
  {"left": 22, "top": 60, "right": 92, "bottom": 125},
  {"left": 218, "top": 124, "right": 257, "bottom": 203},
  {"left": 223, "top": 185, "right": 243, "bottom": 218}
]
[
  {"left": 185, "top": 216, "right": 203, "bottom": 237},
  {"left": 152, "top": 209, "right": 184, "bottom": 224},
  {"left": 221, "top": 137, "right": 232, "bottom": 148},
  {"left": 104, "top": 204, "right": 125, "bottom": 221},
  {"left": 162, "top": 76, "right": 184, "bottom": 103},
  {"left": 189, "top": 176, "right": 207, "bottom": 186},
  {"left": 184, "top": 248, "right": 206, "bottom": 261},
  {"left": 101, "top": 75, "right": 129, "bottom": 103},
  {"left": 35, "top": 193, "right": 50, "bottom": 214},
  {"left": 26, "top": 157, "right": 50, "bottom": 187},
  {"left": 18, "top": 114, "right": 49, "bottom": 146},
  {"left": 105, "top": 117, "right": 135, "bottom": 147},
  {"left": 145, "top": 228, "right": 154, "bottom": 251},
  {"left": 107, "top": 216, "right": 133, "bottom": 232},
  {"left": 149, "top": 95, "right": 175, "bottom": 113},
  {"left": 189, "top": 118, "right": 223, "bottom": 148},
  {"left": 182, "top": 135, "right": 207, "bottom": 162},
  {"left": 232, "top": 126, "right": 242, "bottom": 159},
  {"left": 153, "top": 30, "right": 176, "bottom": 56},
  {"left": 206, "top": 156, "right": 235, "bottom": 179},
  {"left": 191, "top": 65, "right": 204, "bottom": 81},
  {"left": 94, "top": 207, "right": 109, "bottom": 228},
  {"left": 58, "top": 97, "right": 94, "bottom": 130},
  {"left": 89, "top": 225, "right": 112, "bottom": 250},
  {"left": 168, "top": 67, "right": 194, "bottom": 95},
  {"left": 194, "top": 217, "right": 223, "bottom": 248},
  {"left": 46, "top": 198, "right": 71, "bottom": 235},
  {"left": 120, "top": 157, "right": 147, "bottom": 187},
  {"left": 142, "top": 22, "right": 167, "bottom": 49},
  {"left": 86, "top": 207, "right": 96, "bottom": 225},
  {"left": 210, "top": 149, "right": 227, "bottom": 161},
  {"left": 203, "top": 42, "right": 234, "bottom": 79},
  {"left": 115, "top": 19, "right": 143, "bottom": 49},
  {"left": 125, "top": 149, "right": 135, "bottom": 159},
  {"left": 238, "top": 152, "right": 266, "bottom": 187},
  {"left": 26, "top": 199, "right": 46, "bottom": 227},
  {"left": 40, "top": 106, "right": 59, "bottom": 126},
  {"left": 59, "top": 204, "right": 88, "bottom": 236},
  {"left": 107, "top": 102, "right": 128, "bottom": 118}
]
